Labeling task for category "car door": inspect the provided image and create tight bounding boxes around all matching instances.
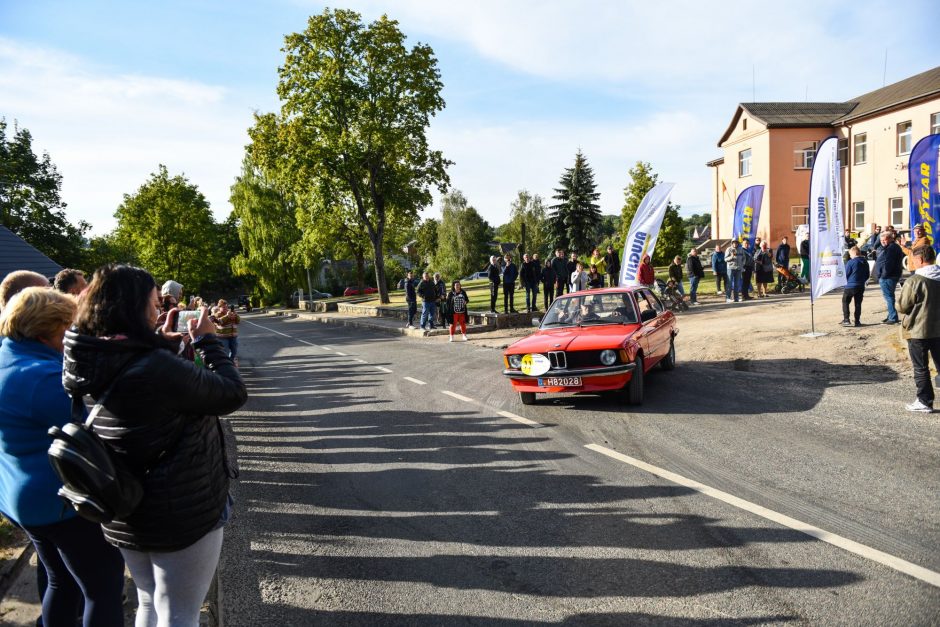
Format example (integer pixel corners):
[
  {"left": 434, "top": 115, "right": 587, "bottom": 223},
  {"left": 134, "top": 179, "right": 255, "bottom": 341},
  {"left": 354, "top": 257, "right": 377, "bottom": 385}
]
[{"left": 637, "top": 289, "right": 668, "bottom": 363}]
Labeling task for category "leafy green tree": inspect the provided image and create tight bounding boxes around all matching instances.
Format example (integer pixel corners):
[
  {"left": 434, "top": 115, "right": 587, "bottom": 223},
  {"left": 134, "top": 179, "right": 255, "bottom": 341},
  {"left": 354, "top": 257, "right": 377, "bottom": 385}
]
[
  {"left": 434, "top": 190, "right": 490, "bottom": 280},
  {"left": 0, "top": 119, "right": 89, "bottom": 267},
  {"left": 82, "top": 232, "right": 139, "bottom": 271},
  {"left": 248, "top": 8, "right": 450, "bottom": 304},
  {"left": 229, "top": 157, "right": 303, "bottom": 304},
  {"left": 499, "top": 190, "right": 549, "bottom": 258},
  {"left": 114, "top": 165, "right": 222, "bottom": 293},
  {"left": 414, "top": 218, "right": 439, "bottom": 267},
  {"left": 548, "top": 150, "right": 602, "bottom": 254},
  {"left": 620, "top": 161, "right": 683, "bottom": 265}
]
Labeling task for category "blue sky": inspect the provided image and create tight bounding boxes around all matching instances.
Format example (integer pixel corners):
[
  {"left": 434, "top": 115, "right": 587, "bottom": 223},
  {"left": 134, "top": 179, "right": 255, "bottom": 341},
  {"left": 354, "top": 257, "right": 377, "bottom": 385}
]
[{"left": 2, "top": 0, "right": 938, "bottom": 234}]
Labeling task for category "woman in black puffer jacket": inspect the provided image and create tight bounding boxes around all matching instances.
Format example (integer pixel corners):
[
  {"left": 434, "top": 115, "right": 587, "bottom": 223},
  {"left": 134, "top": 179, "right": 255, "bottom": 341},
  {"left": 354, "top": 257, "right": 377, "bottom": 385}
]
[{"left": 63, "top": 265, "right": 247, "bottom": 627}]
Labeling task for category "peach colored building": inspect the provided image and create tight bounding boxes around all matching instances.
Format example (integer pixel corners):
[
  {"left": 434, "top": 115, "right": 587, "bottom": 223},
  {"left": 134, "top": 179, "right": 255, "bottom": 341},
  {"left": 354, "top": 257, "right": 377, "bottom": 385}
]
[{"left": 708, "top": 66, "right": 940, "bottom": 248}]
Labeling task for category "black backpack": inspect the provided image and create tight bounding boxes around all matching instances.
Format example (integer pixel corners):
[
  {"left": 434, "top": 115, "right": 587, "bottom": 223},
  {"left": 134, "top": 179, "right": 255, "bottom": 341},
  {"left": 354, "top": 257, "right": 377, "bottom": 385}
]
[{"left": 47, "top": 384, "right": 144, "bottom": 523}]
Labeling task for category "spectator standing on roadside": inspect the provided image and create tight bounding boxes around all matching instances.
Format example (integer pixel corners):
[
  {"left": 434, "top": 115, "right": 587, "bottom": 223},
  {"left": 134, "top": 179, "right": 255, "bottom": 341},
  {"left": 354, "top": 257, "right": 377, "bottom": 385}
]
[
  {"left": 570, "top": 261, "right": 590, "bottom": 292},
  {"left": 551, "top": 249, "right": 568, "bottom": 299},
  {"left": 901, "top": 224, "right": 933, "bottom": 269},
  {"left": 725, "top": 241, "right": 745, "bottom": 303},
  {"left": 541, "top": 260, "right": 556, "bottom": 309},
  {"left": 604, "top": 244, "right": 621, "bottom": 287},
  {"left": 211, "top": 300, "right": 241, "bottom": 366},
  {"left": 775, "top": 237, "right": 791, "bottom": 288},
  {"left": 754, "top": 241, "right": 774, "bottom": 298},
  {"left": 588, "top": 248, "right": 607, "bottom": 287},
  {"left": 404, "top": 270, "right": 417, "bottom": 328},
  {"left": 502, "top": 254, "right": 519, "bottom": 313},
  {"left": 841, "top": 246, "right": 870, "bottom": 327},
  {"left": 668, "top": 256, "right": 685, "bottom": 297},
  {"left": 875, "top": 231, "right": 904, "bottom": 325},
  {"left": 0, "top": 271, "right": 50, "bottom": 311},
  {"left": 867, "top": 224, "right": 883, "bottom": 256},
  {"left": 520, "top": 253, "right": 539, "bottom": 312},
  {"left": 800, "top": 236, "right": 811, "bottom": 284},
  {"left": 741, "top": 241, "right": 755, "bottom": 300},
  {"left": 433, "top": 272, "right": 449, "bottom": 328},
  {"left": 897, "top": 245, "right": 940, "bottom": 413},
  {"left": 566, "top": 253, "right": 579, "bottom": 294},
  {"left": 486, "top": 256, "right": 500, "bottom": 313},
  {"left": 843, "top": 229, "right": 857, "bottom": 251},
  {"left": 637, "top": 255, "right": 655, "bottom": 288},
  {"left": 587, "top": 264, "right": 603, "bottom": 289},
  {"left": 447, "top": 280, "right": 470, "bottom": 342},
  {"left": 53, "top": 269, "right": 87, "bottom": 296},
  {"left": 686, "top": 248, "right": 705, "bottom": 305},
  {"left": 710, "top": 245, "right": 728, "bottom": 296},
  {"left": 417, "top": 272, "right": 438, "bottom": 330}
]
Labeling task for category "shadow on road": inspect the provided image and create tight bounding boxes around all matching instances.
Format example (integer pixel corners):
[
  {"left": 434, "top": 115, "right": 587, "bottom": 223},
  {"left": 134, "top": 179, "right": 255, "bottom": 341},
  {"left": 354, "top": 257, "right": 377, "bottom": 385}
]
[{"left": 221, "top": 352, "right": 861, "bottom": 625}]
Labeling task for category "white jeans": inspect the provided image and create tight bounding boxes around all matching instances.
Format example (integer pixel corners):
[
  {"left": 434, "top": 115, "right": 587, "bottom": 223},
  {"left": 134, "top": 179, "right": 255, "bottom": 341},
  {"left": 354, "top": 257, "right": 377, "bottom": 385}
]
[{"left": 121, "top": 527, "right": 223, "bottom": 627}]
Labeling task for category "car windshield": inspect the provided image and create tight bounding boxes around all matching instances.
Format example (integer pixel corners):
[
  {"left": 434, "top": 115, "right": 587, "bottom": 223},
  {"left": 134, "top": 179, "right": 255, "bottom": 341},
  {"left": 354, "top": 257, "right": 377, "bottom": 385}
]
[{"left": 540, "top": 293, "right": 638, "bottom": 328}]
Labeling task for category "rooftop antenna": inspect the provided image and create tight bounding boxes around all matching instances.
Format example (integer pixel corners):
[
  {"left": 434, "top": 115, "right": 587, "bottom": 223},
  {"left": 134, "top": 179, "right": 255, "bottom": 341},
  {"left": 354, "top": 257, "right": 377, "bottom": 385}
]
[{"left": 882, "top": 49, "right": 888, "bottom": 86}]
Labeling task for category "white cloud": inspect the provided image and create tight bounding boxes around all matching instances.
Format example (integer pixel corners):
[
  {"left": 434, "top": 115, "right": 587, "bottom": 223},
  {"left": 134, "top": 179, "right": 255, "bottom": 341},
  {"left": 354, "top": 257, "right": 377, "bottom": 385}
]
[{"left": 0, "top": 37, "right": 259, "bottom": 234}]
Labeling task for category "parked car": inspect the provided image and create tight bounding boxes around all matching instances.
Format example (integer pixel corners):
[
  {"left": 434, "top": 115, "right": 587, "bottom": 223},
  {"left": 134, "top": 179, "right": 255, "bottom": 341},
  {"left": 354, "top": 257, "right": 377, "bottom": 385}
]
[
  {"left": 397, "top": 278, "right": 421, "bottom": 290},
  {"left": 502, "top": 286, "right": 678, "bottom": 406},
  {"left": 343, "top": 286, "right": 379, "bottom": 296},
  {"left": 308, "top": 289, "right": 332, "bottom": 300},
  {"left": 237, "top": 295, "right": 252, "bottom": 312},
  {"left": 462, "top": 271, "right": 488, "bottom": 281}
]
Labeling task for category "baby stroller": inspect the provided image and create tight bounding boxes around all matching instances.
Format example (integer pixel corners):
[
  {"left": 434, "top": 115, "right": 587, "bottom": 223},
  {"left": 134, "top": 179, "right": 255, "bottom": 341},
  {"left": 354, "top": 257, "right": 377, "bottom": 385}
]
[
  {"left": 654, "top": 278, "right": 689, "bottom": 312},
  {"left": 773, "top": 263, "right": 805, "bottom": 294}
]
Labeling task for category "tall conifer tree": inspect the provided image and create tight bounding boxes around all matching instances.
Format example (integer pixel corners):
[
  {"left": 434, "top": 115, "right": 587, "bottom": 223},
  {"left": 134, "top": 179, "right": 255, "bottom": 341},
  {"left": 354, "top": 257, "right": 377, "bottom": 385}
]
[{"left": 548, "top": 150, "right": 602, "bottom": 254}]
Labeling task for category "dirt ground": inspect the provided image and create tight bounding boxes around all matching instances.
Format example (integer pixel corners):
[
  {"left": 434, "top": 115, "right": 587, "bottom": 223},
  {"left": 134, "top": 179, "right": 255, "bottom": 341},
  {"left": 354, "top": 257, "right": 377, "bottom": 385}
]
[{"left": 464, "top": 285, "right": 918, "bottom": 380}]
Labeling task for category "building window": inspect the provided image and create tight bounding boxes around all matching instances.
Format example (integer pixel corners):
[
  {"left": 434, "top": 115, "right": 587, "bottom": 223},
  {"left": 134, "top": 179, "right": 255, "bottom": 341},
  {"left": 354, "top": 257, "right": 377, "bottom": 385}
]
[
  {"left": 931, "top": 112, "right": 940, "bottom": 135},
  {"left": 793, "top": 141, "right": 817, "bottom": 169},
  {"left": 791, "top": 206, "right": 808, "bottom": 231},
  {"left": 890, "top": 198, "right": 904, "bottom": 227},
  {"left": 743, "top": 118, "right": 747, "bottom": 131},
  {"left": 854, "top": 133, "right": 867, "bottom": 164},
  {"left": 897, "top": 121, "right": 912, "bottom": 155},
  {"left": 853, "top": 202, "right": 865, "bottom": 230},
  {"left": 838, "top": 138, "right": 848, "bottom": 167},
  {"left": 739, "top": 148, "right": 751, "bottom": 177}
]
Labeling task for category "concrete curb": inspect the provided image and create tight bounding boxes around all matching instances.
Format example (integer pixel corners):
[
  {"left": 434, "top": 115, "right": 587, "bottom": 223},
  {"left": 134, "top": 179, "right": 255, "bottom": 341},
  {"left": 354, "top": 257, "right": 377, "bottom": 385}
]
[{"left": 0, "top": 542, "right": 33, "bottom": 603}]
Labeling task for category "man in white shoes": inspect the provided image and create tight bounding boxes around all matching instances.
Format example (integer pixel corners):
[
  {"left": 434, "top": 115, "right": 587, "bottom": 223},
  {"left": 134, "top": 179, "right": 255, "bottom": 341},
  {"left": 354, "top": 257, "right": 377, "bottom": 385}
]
[{"left": 897, "top": 244, "right": 940, "bottom": 413}]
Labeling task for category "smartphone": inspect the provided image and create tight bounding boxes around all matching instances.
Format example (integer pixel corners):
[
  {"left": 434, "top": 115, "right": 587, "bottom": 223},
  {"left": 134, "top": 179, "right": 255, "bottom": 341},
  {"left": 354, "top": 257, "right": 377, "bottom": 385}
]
[{"left": 175, "top": 310, "right": 201, "bottom": 334}]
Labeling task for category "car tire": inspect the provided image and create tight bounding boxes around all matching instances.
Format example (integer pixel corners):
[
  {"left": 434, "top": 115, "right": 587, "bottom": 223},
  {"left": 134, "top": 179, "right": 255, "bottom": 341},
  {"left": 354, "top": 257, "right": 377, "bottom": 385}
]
[
  {"left": 626, "top": 356, "right": 644, "bottom": 405},
  {"left": 660, "top": 339, "right": 676, "bottom": 371},
  {"left": 520, "top": 392, "right": 536, "bottom": 406}
]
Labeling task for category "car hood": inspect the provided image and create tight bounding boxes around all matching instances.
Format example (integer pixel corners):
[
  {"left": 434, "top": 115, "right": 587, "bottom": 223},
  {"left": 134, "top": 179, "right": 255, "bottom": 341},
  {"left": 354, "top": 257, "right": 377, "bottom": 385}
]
[{"left": 506, "top": 324, "right": 641, "bottom": 354}]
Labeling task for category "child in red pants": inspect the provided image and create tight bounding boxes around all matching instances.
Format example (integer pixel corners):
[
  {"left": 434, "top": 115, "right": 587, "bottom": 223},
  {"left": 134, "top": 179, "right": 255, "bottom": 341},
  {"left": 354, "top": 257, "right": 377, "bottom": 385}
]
[{"left": 447, "top": 280, "right": 470, "bottom": 342}]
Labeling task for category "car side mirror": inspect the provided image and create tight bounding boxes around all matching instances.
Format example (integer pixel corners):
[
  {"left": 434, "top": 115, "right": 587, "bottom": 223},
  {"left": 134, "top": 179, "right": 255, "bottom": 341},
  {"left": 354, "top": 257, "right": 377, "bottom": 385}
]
[
  {"left": 640, "top": 309, "right": 657, "bottom": 323},
  {"left": 532, "top": 318, "right": 541, "bottom": 327}
]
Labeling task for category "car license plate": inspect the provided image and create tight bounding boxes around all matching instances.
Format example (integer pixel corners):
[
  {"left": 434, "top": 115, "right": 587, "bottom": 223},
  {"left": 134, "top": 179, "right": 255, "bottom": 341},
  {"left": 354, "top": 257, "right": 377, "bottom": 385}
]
[{"left": 538, "top": 376, "right": 582, "bottom": 387}]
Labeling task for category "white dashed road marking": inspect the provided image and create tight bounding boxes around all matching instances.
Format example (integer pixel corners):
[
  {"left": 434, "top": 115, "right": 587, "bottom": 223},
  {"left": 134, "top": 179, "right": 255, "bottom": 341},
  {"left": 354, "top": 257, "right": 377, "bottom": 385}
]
[
  {"left": 497, "top": 410, "right": 542, "bottom": 428},
  {"left": 584, "top": 443, "right": 940, "bottom": 589},
  {"left": 403, "top": 377, "right": 427, "bottom": 385},
  {"left": 375, "top": 367, "right": 393, "bottom": 373},
  {"left": 442, "top": 390, "right": 474, "bottom": 403},
  {"left": 244, "top": 320, "right": 292, "bottom": 338},
  {"left": 334, "top": 351, "right": 347, "bottom": 356}
]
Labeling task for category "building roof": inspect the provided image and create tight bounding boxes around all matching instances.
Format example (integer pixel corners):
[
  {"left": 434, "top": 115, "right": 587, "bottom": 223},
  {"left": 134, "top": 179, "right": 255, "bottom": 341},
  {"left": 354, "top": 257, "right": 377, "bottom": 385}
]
[
  {"left": 719, "top": 65, "right": 940, "bottom": 145},
  {"left": 0, "top": 226, "right": 62, "bottom": 284}
]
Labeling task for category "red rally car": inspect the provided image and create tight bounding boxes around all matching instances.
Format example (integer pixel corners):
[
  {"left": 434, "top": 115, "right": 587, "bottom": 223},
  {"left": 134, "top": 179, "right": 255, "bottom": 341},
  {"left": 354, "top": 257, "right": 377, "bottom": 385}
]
[{"left": 502, "top": 286, "right": 678, "bottom": 405}]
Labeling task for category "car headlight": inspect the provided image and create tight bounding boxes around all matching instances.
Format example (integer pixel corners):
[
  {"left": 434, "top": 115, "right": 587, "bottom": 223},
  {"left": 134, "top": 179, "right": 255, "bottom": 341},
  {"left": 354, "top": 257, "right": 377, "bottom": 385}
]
[
  {"left": 508, "top": 354, "right": 523, "bottom": 369},
  {"left": 600, "top": 350, "right": 617, "bottom": 366}
]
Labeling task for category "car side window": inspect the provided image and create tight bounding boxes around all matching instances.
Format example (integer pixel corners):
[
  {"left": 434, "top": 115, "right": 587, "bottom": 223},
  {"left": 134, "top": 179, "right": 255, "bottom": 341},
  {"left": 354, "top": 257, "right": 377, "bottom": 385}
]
[
  {"left": 645, "top": 291, "right": 665, "bottom": 313},
  {"left": 636, "top": 291, "right": 656, "bottom": 319}
]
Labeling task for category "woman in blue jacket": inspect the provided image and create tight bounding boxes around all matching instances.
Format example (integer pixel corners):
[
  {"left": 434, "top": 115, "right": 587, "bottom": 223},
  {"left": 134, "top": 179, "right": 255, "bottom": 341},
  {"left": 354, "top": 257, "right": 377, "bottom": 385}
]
[
  {"left": 0, "top": 287, "right": 125, "bottom": 626},
  {"left": 842, "top": 246, "right": 871, "bottom": 327}
]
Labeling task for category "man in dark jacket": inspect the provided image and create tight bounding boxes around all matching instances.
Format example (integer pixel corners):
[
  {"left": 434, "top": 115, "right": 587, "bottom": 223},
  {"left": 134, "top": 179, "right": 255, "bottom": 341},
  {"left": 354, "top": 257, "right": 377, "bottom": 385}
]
[
  {"left": 550, "top": 249, "right": 568, "bottom": 299},
  {"left": 710, "top": 245, "right": 727, "bottom": 296},
  {"left": 604, "top": 245, "right": 621, "bottom": 287},
  {"left": 540, "top": 260, "right": 556, "bottom": 309},
  {"left": 800, "top": 236, "right": 811, "bottom": 284},
  {"left": 875, "top": 231, "right": 904, "bottom": 324},
  {"left": 404, "top": 270, "right": 417, "bottom": 328},
  {"left": 775, "top": 237, "right": 791, "bottom": 287},
  {"left": 486, "top": 256, "right": 500, "bottom": 313},
  {"left": 686, "top": 248, "right": 705, "bottom": 305},
  {"left": 842, "top": 246, "right": 870, "bottom": 327},
  {"left": 668, "top": 256, "right": 685, "bottom": 297},
  {"left": 417, "top": 272, "right": 438, "bottom": 330},
  {"left": 520, "top": 253, "right": 540, "bottom": 312},
  {"left": 502, "top": 254, "right": 519, "bottom": 313},
  {"left": 565, "top": 253, "right": 579, "bottom": 294}
]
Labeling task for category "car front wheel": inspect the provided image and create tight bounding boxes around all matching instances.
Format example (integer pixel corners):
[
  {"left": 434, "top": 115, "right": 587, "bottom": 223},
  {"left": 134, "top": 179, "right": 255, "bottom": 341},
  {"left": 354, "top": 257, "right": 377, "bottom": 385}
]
[
  {"left": 626, "top": 356, "right": 644, "bottom": 405},
  {"left": 520, "top": 392, "right": 536, "bottom": 405}
]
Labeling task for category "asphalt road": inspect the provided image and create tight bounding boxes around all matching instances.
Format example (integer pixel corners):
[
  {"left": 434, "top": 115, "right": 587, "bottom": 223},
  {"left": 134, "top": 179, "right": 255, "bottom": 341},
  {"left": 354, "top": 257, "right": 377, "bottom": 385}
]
[{"left": 219, "top": 313, "right": 940, "bottom": 625}]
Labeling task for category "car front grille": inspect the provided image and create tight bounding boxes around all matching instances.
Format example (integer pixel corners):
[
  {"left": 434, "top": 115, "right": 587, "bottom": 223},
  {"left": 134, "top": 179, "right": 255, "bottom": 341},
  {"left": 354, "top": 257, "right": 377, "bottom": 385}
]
[{"left": 548, "top": 351, "right": 567, "bottom": 370}]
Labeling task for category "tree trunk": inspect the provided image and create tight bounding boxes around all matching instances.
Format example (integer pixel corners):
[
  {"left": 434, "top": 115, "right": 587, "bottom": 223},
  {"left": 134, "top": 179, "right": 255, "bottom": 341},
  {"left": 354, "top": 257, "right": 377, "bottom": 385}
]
[
  {"left": 354, "top": 247, "right": 365, "bottom": 292},
  {"left": 372, "top": 234, "right": 389, "bottom": 304}
]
